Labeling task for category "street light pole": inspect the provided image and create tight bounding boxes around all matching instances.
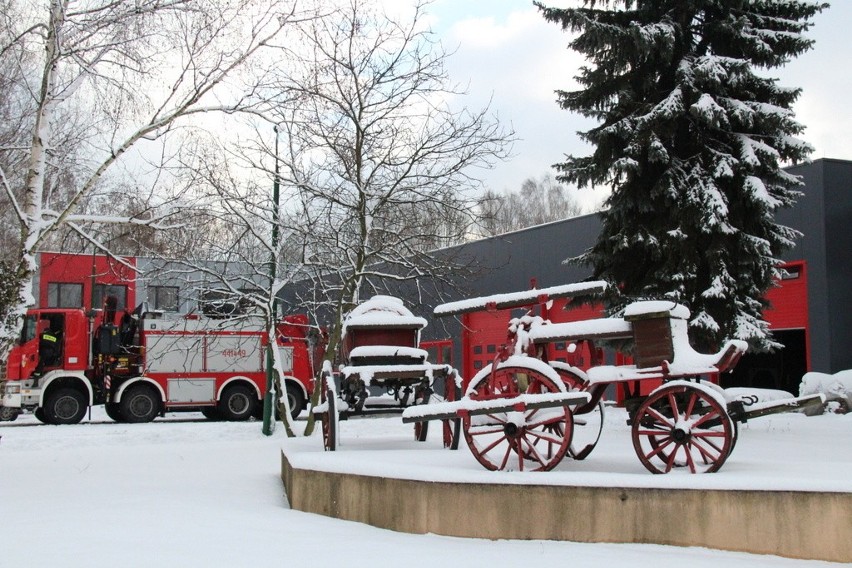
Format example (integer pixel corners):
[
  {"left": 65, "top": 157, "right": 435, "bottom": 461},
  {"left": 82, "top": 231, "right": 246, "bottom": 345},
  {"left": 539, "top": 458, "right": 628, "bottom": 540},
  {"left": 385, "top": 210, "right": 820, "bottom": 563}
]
[{"left": 262, "top": 125, "right": 281, "bottom": 436}]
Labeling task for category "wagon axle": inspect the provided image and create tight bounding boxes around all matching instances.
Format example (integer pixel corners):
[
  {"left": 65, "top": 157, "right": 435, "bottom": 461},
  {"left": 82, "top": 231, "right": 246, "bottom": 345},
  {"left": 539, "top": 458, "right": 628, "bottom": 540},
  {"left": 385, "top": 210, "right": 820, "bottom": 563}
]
[
  {"left": 671, "top": 426, "right": 690, "bottom": 444},
  {"left": 503, "top": 421, "right": 520, "bottom": 438}
]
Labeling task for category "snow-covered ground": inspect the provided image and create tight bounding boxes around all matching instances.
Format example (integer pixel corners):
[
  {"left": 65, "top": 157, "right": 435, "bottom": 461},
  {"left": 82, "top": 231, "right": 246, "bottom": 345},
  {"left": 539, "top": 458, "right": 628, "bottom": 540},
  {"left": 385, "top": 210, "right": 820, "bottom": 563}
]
[{"left": 1, "top": 407, "right": 849, "bottom": 567}]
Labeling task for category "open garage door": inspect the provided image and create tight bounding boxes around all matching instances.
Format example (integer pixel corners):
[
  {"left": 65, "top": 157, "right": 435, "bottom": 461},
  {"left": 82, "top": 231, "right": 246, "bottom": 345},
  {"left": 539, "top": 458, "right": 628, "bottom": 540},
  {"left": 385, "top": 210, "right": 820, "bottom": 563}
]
[{"left": 722, "top": 261, "right": 809, "bottom": 395}]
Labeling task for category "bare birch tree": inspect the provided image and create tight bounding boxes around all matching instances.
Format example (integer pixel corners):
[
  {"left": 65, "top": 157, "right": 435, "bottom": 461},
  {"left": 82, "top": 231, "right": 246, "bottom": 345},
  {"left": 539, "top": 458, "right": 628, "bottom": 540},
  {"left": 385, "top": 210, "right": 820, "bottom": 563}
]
[
  {"left": 149, "top": 131, "right": 317, "bottom": 437},
  {"left": 0, "top": 0, "right": 301, "bottom": 357},
  {"left": 258, "top": 0, "right": 511, "bottom": 435}
]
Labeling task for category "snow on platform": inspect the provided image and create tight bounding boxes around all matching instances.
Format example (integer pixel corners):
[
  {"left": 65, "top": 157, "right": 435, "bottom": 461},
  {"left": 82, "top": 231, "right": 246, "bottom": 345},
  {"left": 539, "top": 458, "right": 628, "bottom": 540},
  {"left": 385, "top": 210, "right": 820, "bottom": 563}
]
[{"left": 282, "top": 406, "right": 852, "bottom": 493}]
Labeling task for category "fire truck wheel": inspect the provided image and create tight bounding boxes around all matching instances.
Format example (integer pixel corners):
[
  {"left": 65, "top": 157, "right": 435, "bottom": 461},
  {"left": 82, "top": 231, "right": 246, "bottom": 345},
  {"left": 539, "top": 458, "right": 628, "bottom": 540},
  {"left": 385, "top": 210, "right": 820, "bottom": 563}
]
[
  {"left": 44, "top": 387, "right": 87, "bottom": 425},
  {"left": 201, "top": 407, "right": 223, "bottom": 421},
  {"left": 285, "top": 383, "right": 305, "bottom": 420},
  {"left": 105, "top": 403, "right": 124, "bottom": 423},
  {"left": 119, "top": 384, "right": 160, "bottom": 423},
  {"left": 219, "top": 385, "right": 257, "bottom": 421},
  {"left": 0, "top": 406, "right": 20, "bottom": 422},
  {"left": 34, "top": 407, "right": 48, "bottom": 423}
]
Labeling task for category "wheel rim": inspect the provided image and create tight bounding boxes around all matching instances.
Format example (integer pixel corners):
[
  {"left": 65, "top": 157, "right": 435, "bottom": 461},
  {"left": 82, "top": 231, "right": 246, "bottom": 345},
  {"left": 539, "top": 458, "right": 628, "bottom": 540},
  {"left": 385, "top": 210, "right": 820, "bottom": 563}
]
[
  {"left": 228, "top": 392, "right": 250, "bottom": 415},
  {"left": 463, "top": 366, "right": 572, "bottom": 472},
  {"left": 55, "top": 395, "right": 81, "bottom": 421},
  {"left": 632, "top": 384, "right": 733, "bottom": 474},
  {"left": 128, "top": 393, "right": 154, "bottom": 419}
]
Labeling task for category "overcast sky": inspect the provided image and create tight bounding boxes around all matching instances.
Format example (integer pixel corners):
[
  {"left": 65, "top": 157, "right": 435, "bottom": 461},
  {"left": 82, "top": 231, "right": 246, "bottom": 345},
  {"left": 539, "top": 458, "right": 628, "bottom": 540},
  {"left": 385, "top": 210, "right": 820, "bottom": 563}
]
[{"left": 416, "top": 1, "right": 851, "bottom": 211}]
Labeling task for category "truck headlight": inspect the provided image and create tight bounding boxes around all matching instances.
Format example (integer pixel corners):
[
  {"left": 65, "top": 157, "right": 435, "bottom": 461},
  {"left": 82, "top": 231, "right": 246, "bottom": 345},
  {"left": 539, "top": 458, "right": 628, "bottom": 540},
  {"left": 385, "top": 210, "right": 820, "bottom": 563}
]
[{"left": 4, "top": 383, "right": 21, "bottom": 395}]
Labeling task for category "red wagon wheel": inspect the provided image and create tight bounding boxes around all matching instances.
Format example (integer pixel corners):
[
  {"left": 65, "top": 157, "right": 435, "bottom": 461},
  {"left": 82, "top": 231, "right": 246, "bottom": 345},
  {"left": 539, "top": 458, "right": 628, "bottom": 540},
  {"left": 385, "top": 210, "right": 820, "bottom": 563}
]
[
  {"left": 412, "top": 376, "right": 462, "bottom": 449},
  {"left": 631, "top": 383, "right": 734, "bottom": 474},
  {"left": 413, "top": 384, "right": 430, "bottom": 442},
  {"left": 320, "top": 373, "right": 338, "bottom": 451},
  {"left": 550, "top": 363, "right": 604, "bottom": 460},
  {"left": 443, "top": 375, "right": 462, "bottom": 449},
  {"left": 462, "top": 365, "right": 573, "bottom": 472}
]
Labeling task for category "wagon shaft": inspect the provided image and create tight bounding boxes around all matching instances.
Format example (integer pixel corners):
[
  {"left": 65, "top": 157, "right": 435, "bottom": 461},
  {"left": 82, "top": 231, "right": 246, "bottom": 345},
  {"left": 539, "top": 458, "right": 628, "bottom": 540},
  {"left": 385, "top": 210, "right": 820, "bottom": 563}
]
[{"left": 728, "top": 393, "right": 826, "bottom": 423}]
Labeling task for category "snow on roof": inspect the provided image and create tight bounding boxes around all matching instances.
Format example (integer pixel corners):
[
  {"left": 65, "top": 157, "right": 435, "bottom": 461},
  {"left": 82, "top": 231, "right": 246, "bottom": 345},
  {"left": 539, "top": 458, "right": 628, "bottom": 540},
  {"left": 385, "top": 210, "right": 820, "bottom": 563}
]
[{"left": 343, "top": 295, "right": 427, "bottom": 331}]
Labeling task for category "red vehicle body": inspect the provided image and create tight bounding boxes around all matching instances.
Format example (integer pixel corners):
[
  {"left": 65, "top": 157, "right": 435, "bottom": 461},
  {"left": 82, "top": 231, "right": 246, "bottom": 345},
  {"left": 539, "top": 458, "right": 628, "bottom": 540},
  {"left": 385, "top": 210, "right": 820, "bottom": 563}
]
[{"left": 1, "top": 305, "right": 320, "bottom": 425}]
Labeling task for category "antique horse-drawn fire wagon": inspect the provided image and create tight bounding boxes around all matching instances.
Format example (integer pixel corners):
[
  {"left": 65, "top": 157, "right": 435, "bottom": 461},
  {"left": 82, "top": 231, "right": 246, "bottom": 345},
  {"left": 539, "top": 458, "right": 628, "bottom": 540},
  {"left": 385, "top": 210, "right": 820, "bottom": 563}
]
[
  {"left": 314, "top": 295, "right": 460, "bottom": 450},
  {"left": 401, "top": 281, "right": 825, "bottom": 474}
]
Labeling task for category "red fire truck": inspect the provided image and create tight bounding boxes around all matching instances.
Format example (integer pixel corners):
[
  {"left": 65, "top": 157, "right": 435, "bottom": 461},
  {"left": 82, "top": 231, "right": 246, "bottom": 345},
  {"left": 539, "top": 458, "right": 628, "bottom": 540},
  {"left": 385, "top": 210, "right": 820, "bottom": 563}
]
[{"left": 0, "top": 302, "right": 320, "bottom": 425}]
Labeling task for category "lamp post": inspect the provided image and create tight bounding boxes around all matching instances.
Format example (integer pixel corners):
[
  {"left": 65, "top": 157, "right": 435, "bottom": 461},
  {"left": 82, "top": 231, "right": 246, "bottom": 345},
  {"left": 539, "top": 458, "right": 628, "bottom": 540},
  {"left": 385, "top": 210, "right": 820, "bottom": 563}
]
[{"left": 262, "top": 125, "right": 281, "bottom": 436}]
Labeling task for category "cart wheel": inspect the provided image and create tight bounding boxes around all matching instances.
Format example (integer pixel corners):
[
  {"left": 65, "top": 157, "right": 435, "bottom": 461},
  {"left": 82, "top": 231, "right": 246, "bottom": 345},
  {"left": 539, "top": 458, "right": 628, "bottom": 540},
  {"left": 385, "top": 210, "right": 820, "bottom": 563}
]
[
  {"left": 320, "top": 374, "right": 338, "bottom": 451},
  {"left": 413, "top": 385, "right": 432, "bottom": 442},
  {"left": 463, "top": 365, "right": 573, "bottom": 472},
  {"left": 443, "top": 375, "right": 462, "bottom": 450},
  {"left": 413, "top": 420, "right": 428, "bottom": 441},
  {"left": 632, "top": 383, "right": 734, "bottom": 474},
  {"left": 729, "top": 419, "right": 739, "bottom": 456},
  {"left": 550, "top": 363, "right": 604, "bottom": 460},
  {"left": 699, "top": 379, "right": 738, "bottom": 456}
]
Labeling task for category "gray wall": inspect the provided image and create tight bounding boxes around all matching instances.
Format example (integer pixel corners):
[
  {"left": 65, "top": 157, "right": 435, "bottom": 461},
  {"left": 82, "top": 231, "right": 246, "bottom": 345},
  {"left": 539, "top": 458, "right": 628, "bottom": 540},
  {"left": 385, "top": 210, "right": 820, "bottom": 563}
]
[{"left": 782, "top": 159, "right": 852, "bottom": 372}]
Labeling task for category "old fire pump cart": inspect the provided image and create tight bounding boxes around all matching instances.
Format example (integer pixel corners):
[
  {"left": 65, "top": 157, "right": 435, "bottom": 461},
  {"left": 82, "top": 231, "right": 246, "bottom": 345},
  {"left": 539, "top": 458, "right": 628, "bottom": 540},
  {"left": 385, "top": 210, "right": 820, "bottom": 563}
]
[
  {"left": 399, "top": 281, "right": 824, "bottom": 474},
  {"left": 314, "top": 296, "right": 461, "bottom": 451}
]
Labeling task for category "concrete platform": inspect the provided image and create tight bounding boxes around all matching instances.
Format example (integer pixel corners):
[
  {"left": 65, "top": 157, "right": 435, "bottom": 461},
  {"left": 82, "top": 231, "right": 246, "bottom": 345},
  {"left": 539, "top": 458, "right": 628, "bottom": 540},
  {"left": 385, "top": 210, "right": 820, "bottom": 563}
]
[
  {"left": 281, "top": 450, "right": 850, "bottom": 563},
  {"left": 280, "top": 410, "right": 852, "bottom": 563}
]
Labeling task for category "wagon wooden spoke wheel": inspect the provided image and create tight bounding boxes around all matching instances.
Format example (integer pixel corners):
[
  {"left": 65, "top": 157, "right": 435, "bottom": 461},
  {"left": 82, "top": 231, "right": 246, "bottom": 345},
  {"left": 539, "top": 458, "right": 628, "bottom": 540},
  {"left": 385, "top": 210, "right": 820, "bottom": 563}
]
[
  {"left": 442, "top": 375, "right": 462, "bottom": 449},
  {"left": 411, "top": 376, "right": 461, "bottom": 447},
  {"left": 413, "top": 384, "right": 432, "bottom": 442},
  {"left": 631, "top": 383, "right": 734, "bottom": 474},
  {"left": 320, "top": 373, "right": 338, "bottom": 451},
  {"left": 463, "top": 366, "right": 573, "bottom": 472},
  {"left": 550, "top": 363, "right": 604, "bottom": 460}
]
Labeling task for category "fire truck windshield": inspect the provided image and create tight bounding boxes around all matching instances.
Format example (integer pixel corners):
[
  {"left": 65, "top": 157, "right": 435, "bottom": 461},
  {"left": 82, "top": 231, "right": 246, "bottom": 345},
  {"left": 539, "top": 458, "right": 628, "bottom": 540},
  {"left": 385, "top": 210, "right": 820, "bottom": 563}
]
[{"left": 20, "top": 315, "right": 37, "bottom": 344}]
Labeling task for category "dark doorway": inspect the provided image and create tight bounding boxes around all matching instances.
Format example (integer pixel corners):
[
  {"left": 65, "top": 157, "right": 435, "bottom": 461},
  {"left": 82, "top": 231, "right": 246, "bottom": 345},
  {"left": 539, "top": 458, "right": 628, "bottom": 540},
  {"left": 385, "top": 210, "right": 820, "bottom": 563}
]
[{"left": 722, "top": 329, "right": 808, "bottom": 395}]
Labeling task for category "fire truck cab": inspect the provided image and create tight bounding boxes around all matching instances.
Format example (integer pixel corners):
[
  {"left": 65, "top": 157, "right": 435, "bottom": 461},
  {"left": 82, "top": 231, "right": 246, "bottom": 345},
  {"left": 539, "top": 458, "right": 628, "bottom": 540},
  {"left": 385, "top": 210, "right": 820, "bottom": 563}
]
[{"left": 1, "top": 305, "right": 319, "bottom": 425}]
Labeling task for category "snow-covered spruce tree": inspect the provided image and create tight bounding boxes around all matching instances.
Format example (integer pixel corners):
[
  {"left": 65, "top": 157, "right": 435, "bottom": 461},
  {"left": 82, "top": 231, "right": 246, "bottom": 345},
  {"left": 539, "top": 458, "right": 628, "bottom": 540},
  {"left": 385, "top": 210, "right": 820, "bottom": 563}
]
[{"left": 536, "top": 0, "right": 827, "bottom": 351}]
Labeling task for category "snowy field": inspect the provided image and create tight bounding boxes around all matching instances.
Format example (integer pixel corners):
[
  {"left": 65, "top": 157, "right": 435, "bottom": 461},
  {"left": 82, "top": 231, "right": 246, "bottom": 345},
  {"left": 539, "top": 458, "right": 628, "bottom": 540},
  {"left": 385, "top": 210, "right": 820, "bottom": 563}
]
[{"left": 1, "top": 407, "right": 849, "bottom": 568}]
